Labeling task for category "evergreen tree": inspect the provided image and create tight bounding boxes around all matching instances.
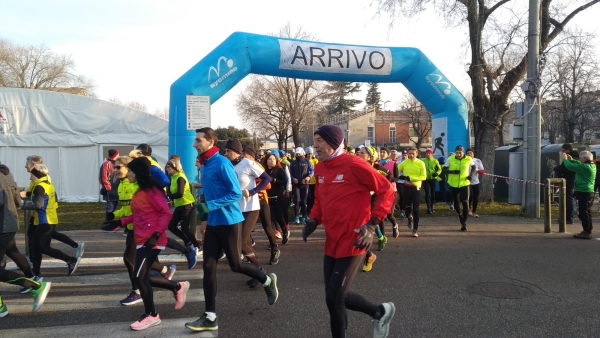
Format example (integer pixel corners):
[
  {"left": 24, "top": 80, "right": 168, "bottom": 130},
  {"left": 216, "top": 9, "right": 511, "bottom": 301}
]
[
  {"left": 365, "top": 82, "right": 381, "bottom": 111},
  {"left": 324, "top": 81, "right": 362, "bottom": 115}
]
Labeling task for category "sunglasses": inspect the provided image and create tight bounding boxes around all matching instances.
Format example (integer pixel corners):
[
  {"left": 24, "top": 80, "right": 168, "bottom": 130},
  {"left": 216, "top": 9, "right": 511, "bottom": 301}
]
[{"left": 115, "top": 165, "right": 124, "bottom": 169}]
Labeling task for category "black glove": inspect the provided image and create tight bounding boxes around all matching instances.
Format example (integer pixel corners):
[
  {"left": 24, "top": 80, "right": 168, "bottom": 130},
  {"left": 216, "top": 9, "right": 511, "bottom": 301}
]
[
  {"left": 144, "top": 232, "right": 161, "bottom": 248},
  {"left": 100, "top": 188, "right": 107, "bottom": 196},
  {"left": 353, "top": 217, "right": 378, "bottom": 251},
  {"left": 302, "top": 219, "right": 318, "bottom": 242},
  {"left": 466, "top": 176, "right": 472, "bottom": 180},
  {"left": 431, "top": 172, "right": 438, "bottom": 178},
  {"left": 101, "top": 219, "right": 122, "bottom": 232},
  {"left": 106, "top": 212, "right": 115, "bottom": 221},
  {"left": 405, "top": 176, "right": 410, "bottom": 182},
  {"left": 398, "top": 175, "right": 408, "bottom": 181},
  {"left": 450, "top": 170, "right": 461, "bottom": 174}
]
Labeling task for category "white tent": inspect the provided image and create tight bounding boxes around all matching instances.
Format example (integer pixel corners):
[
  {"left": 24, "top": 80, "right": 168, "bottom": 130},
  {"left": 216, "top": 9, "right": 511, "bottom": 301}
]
[{"left": 0, "top": 88, "right": 168, "bottom": 202}]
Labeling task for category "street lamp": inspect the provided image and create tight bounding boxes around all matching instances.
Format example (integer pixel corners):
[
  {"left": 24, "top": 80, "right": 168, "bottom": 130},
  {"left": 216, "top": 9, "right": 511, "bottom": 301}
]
[{"left": 382, "top": 100, "right": 391, "bottom": 146}]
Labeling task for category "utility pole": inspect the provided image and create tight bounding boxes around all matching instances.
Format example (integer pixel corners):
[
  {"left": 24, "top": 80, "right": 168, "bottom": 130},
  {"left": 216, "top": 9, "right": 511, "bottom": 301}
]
[{"left": 523, "top": 0, "right": 541, "bottom": 218}]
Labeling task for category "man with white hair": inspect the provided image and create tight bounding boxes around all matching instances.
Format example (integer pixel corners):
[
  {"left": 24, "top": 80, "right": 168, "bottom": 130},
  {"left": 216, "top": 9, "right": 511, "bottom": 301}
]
[
  {"left": 562, "top": 150, "right": 596, "bottom": 239},
  {"left": 289, "top": 147, "right": 314, "bottom": 226}
]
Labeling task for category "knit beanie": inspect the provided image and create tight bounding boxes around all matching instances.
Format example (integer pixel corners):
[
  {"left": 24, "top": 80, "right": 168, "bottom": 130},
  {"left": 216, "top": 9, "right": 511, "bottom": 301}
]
[
  {"left": 242, "top": 146, "right": 256, "bottom": 158},
  {"left": 381, "top": 147, "right": 390, "bottom": 155},
  {"left": 108, "top": 149, "right": 119, "bottom": 160},
  {"left": 225, "top": 139, "right": 243, "bottom": 155},
  {"left": 314, "top": 125, "right": 344, "bottom": 150},
  {"left": 127, "top": 157, "right": 151, "bottom": 178}
]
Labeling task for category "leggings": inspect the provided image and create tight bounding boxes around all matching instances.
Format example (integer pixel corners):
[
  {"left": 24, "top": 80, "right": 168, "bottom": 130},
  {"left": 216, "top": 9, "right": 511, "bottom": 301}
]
[
  {"left": 203, "top": 223, "right": 267, "bottom": 313},
  {"left": 241, "top": 210, "right": 261, "bottom": 267},
  {"left": 0, "top": 233, "right": 40, "bottom": 294},
  {"left": 293, "top": 184, "right": 309, "bottom": 218},
  {"left": 324, "top": 254, "right": 380, "bottom": 338},
  {"left": 259, "top": 199, "right": 278, "bottom": 250},
  {"left": 469, "top": 184, "right": 480, "bottom": 213},
  {"left": 423, "top": 179, "right": 437, "bottom": 209},
  {"left": 269, "top": 195, "right": 288, "bottom": 235},
  {"left": 133, "top": 247, "right": 178, "bottom": 315},
  {"left": 167, "top": 237, "right": 189, "bottom": 254},
  {"left": 403, "top": 187, "right": 421, "bottom": 230},
  {"left": 27, "top": 217, "right": 77, "bottom": 249},
  {"left": 30, "top": 224, "right": 75, "bottom": 276},
  {"left": 451, "top": 186, "right": 470, "bottom": 224},
  {"left": 168, "top": 204, "right": 198, "bottom": 248},
  {"left": 124, "top": 230, "right": 165, "bottom": 290},
  {"left": 5, "top": 235, "right": 34, "bottom": 278}
]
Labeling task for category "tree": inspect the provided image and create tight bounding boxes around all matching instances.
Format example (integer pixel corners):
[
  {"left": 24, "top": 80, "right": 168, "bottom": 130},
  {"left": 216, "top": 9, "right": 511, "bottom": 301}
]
[
  {"left": 214, "top": 126, "right": 262, "bottom": 151},
  {"left": 152, "top": 107, "right": 169, "bottom": 120},
  {"left": 365, "top": 82, "right": 382, "bottom": 111},
  {"left": 0, "top": 39, "right": 94, "bottom": 95},
  {"left": 376, "top": 0, "right": 600, "bottom": 201},
  {"left": 108, "top": 97, "right": 148, "bottom": 112},
  {"left": 541, "top": 33, "right": 600, "bottom": 143},
  {"left": 398, "top": 94, "right": 432, "bottom": 149},
  {"left": 323, "top": 81, "right": 362, "bottom": 115}
]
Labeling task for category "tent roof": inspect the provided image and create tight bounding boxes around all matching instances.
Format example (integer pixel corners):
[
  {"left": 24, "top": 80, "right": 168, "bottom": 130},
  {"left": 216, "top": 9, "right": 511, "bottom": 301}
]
[{"left": 0, "top": 88, "right": 167, "bottom": 147}]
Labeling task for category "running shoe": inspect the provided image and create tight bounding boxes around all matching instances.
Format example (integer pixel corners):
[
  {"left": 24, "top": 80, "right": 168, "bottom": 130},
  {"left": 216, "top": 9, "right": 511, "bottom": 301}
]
[
  {"left": 218, "top": 249, "right": 226, "bottom": 260},
  {"left": 363, "top": 253, "right": 377, "bottom": 272},
  {"left": 0, "top": 303, "right": 7, "bottom": 317},
  {"left": 449, "top": 204, "right": 455, "bottom": 211},
  {"left": 392, "top": 226, "right": 399, "bottom": 239},
  {"left": 377, "top": 236, "right": 388, "bottom": 251},
  {"left": 174, "top": 281, "right": 189, "bottom": 310},
  {"left": 473, "top": 213, "right": 479, "bottom": 218},
  {"left": 163, "top": 265, "right": 177, "bottom": 280},
  {"left": 264, "top": 273, "right": 279, "bottom": 305},
  {"left": 411, "top": 230, "right": 418, "bottom": 238},
  {"left": 407, "top": 216, "right": 413, "bottom": 230},
  {"left": 123, "top": 228, "right": 129, "bottom": 237},
  {"left": 251, "top": 237, "right": 255, "bottom": 247},
  {"left": 461, "top": 225, "right": 467, "bottom": 231},
  {"left": 269, "top": 249, "right": 280, "bottom": 265},
  {"left": 373, "top": 302, "right": 396, "bottom": 338},
  {"left": 294, "top": 216, "right": 300, "bottom": 224},
  {"left": 185, "top": 246, "right": 198, "bottom": 270},
  {"left": 67, "top": 256, "right": 81, "bottom": 276},
  {"left": 120, "top": 291, "right": 143, "bottom": 306},
  {"left": 31, "top": 281, "right": 51, "bottom": 312},
  {"left": 185, "top": 313, "right": 218, "bottom": 331},
  {"left": 427, "top": 208, "right": 432, "bottom": 214},
  {"left": 274, "top": 230, "right": 282, "bottom": 239},
  {"left": 400, "top": 211, "right": 406, "bottom": 218},
  {"left": 74, "top": 243, "right": 85, "bottom": 259},
  {"left": 282, "top": 229, "right": 290, "bottom": 245},
  {"left": 197, "top": 246, "right": 203, "bottom": 256},
  {"left": 130, "top": 313, "right": 161, "bottom": 331},
  {"left": 20, "top": 276, "right": 42, "bottom": 294},
  {"left": 301, "top": 217, "right": 306, "bottom": 225}
]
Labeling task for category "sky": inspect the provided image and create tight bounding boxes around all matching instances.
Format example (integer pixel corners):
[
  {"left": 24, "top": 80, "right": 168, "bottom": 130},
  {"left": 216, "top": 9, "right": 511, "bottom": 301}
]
[{"left": 1, "top": 0, "right": 599, "bottom": 131}]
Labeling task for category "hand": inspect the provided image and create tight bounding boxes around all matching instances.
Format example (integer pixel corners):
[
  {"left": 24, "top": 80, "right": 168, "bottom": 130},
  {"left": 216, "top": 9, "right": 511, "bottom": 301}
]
[
  {"left": 242, "top": 189, "right": 250, "bottom": 198},
  {"left": 405, "top": 176, "right": 410, "bottom": 182},
  {"left": 144, "top": 232, "right": 161, "bottom": 248},
  {"left": 293, "top": 179, "right": 299, "bottom": 184},
  {"left": 20, "top": 191, "right": 27, "bottom": 199},
  {"left": 106, "top": 212, "right": 115, "bottom": 221},
  {"left": 302, "top": 219, "right": 318, "bottom": 242},
  {"left": 101, "top": 220, "right": 122, "bottom": 232},
  {"left": 466, "top": 176, "right": 472, "bottom": 181},
  {"left": 566, "top": 154, "right": 572, "bottom": 161},
  {"left": 196, "top": 202, "right": 209, "bottom": 221},
  {"left": 451, "top": 170, "right": 461, "bottom": 174},
  {"left": 431, "top": 172, "right": 438, "bottom": 178},
  {"left": 303, "top": 177, "right": 310, "bottom": 184},
  {"left": 352, "top": 218, "right": 378, "bottom": 250}
]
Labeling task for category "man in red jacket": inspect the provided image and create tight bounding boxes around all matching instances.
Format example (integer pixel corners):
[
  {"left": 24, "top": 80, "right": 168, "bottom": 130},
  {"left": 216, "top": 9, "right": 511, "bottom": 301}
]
[{"left": 303, "top": 124, "right": 396, "bottom": 338}]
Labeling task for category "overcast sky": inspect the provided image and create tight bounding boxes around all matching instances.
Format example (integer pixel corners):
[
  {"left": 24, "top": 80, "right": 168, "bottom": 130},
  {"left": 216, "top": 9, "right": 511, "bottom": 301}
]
[{"left": 1, "top": 0, "right": 599, "bottom": 130}]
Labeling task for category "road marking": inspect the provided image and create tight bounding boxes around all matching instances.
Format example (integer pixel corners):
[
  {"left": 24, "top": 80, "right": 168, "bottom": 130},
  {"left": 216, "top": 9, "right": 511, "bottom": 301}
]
[{"left": 6, "top": 254, "right": 203, "bottom": 270}]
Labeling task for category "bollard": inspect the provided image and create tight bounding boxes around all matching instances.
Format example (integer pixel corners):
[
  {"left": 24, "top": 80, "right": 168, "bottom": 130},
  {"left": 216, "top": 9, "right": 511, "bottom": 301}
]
[
  {"left": 558, "top": 179, "right": 566, "bottom": 233},
  {"left": 543, "top": 178, "right": 566, "bottom": 233},
  {"left": 544, "top": 179, "right": 551, "bottom": 233}
]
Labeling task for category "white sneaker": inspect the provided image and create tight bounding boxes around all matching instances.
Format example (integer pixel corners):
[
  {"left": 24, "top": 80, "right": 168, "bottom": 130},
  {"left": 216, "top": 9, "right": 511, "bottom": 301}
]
[
  {"left": 373, "top": 302, "right": 396, "bottom": 338},
  {"left": 411, "top": 230, "right": 418, "bottom": 238}
]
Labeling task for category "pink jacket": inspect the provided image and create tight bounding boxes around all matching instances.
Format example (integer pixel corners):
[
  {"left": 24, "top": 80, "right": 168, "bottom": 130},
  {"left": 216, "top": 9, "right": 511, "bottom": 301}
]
[{"left": 120, "top": 187, "right": 171, "bottom": 248}]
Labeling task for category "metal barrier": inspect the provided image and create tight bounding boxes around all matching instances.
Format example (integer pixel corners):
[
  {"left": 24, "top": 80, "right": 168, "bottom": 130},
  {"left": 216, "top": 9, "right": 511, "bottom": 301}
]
[{"left": 544, "top": 178, "right": 566, "bottom": 233}]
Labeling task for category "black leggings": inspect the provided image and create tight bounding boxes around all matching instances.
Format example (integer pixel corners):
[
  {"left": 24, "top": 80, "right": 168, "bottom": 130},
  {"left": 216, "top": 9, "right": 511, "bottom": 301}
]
[
  {"left": 167, "top": 237, "right": 189, "bottom": 254},
  {"left": 259, "top": 199, "right": 278, "bottom": 250},
  {"left": 5, "top": 235, "right": 34, "bottom": 278},
  {"left": 469, "top": 184, "right": 480, "bottom": 213},
  {"left": 403, "top": 187, "right": 421, "bottom": 230},
  {"left": 324, "top": 254, "right": 380, "bottom": 338},
  {"left": 203, "top": 223, "right": 267, "bottom": 313},
  {"left": 124, "top": 230, "right": 165, "bottom": 290},
  {"left": 28, "top": 216, "right": 77, "bottom": 248},
  {"left": 0, "top": 232, "right": 40, "bottom": 291},
  {"left": 269, "top": 195, "right": 288, "bottom": 235},
  {"left": 241, "top": 210, "right": 261, "bottom": 266},
  {"left": 293, "top": 184, "right": 309, "bottom": 218},
  {"left": 133, "top": 247, "right": 178, "bottom": 315},
  {"left": 308, "top": 184, "right": 316, "bottom": 215},
  {"left": 168, "top": 204, "right": 198, "bottom": 248},
  {"left": 30, "top": 224, "right": 75, "bottom": 276},
  {"left": 451, "top": 186, "right": 470, "bottom": 224},
  {"left": 423, "top": 179, "right": 437, "bottom": 209}
]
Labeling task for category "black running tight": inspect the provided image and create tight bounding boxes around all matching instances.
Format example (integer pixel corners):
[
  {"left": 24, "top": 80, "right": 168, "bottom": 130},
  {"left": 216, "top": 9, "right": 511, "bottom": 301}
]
[
  {"left": 133, "top": 247, "right": 179, "bottom": 315},
  {"left": 469, "top": 184, "right": 480, "bottom": 213},
  {"left": 259, "top": 200, "right": 277, "bottom": 250},
  {"left": 0, "top": 232, "right": 40, "bottom": 290},
  {"left": 168, "top": 204, "right": 198, "bottom": 248},
  {"left": 269, "top": 195, "right": 288, "bottom": 235},
  {"left": 203, "top": 223, "right": 267, "bottom": 313},
  {"left": 293, "top": 184, "right": 309, "bottom": 219},
  {"left": 5, "top": 234, "right": 34, "bottom": 278},
  {"left": 123, "top": 230, "right": 165, "bottom": 290},
  {"left": 241, "top": 210, "right": 261, "bottom": 267},
  {"left": 30, "top": 224, "right": 75, "bottom": 276},
  {"left": 323, "top": 254, "right": 381, "bottom": 338},
  {"left": 28, "top": 217, "right": 77, "bottom": 248},
  {"left": 403, "top": 187, "right": 422, "bottom": 230},
  {"left": 451, "top": 186, "right": 470, "bottom": 224}
]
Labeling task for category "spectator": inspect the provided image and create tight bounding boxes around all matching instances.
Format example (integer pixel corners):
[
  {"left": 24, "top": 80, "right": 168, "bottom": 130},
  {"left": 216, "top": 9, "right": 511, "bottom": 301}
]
[
  {"left": 466, "top": 148, "right": 485, "bottom": 218},
  {"left": 553, "top": 144, "right": 576, "bottom": 224},
  {"left": 99, "top": 149, "right": 120, "bottom": 227},
  {"left": 563, "top": 150, "right": 596, "bottom": 239}
]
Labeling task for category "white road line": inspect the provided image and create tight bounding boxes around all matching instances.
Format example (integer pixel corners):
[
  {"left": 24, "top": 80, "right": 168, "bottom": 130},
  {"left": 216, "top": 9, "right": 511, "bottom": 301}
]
[{"left": 6, "top": 253, "right": 203, "bottom": 269}]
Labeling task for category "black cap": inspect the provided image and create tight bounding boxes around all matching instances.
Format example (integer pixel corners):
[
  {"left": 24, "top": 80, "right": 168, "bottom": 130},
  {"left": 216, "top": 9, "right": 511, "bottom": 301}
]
[
  {"left": 127, "top": 157, "right": 151, "bottom": 177},
  {"left": 243, "top": 146, "right": 256, "bottom": 158}
]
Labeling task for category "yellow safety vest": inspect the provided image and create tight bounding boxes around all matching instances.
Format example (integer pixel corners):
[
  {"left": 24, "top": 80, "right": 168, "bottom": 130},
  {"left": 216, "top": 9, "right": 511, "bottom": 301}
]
[
  {"left": 32, "top": 177, "right": 59, "bottom": 225},
  {"left": 446, "top": 155, "right": 472, "bottom": 188},
  {"left": 308, "top": 158, "right": 319, "bottom": 184},
  {"left": 170, "top": 172, "right": 195, "bottom": 207}
]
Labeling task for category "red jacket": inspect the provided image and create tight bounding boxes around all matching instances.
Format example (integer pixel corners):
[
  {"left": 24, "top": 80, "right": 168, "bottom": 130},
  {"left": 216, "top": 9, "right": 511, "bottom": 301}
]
[
  {"left": 120, "top": 187, "right": 171, "bottom": 248},
  {"left": 98, "top": 160, "right": 114, "bottom": 191},
  {"left": 310, "top": 154, "right": 395, "bottom": 258}
]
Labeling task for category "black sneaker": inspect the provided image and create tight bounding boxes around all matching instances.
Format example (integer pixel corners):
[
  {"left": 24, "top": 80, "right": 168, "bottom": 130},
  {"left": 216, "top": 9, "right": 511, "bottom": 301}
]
[
  {"left": 269, "top": 249, "right": 280, "bottom": 265},
  {"left": 185, "top": 313, "right": 218, "bottom": 331},
  {"left": 264, "top": 273, "right": 279, "bottom": 305},
  {"left": 407, "top": 216, "right": 413, "bottom": 230},
  {"left": 282, "top": 231, "right": 290, "bottom": 245},
  {"left": 392, "top": 226, "right": 399, "bottom": 239},
  {"left": 67, "top": 257, "right": 81, "bottom": 276},
  {"left": 460, "top": 223, "right": 467, "bottom": 231},
  {"left": 427, "top": 208, "right": 432, "bottom": 214}
]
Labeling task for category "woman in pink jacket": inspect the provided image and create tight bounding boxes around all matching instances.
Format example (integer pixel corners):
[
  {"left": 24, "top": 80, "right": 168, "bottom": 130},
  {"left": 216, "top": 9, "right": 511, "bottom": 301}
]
[{"left": 116, "top": 157, "right": 190, "bottom": 331}]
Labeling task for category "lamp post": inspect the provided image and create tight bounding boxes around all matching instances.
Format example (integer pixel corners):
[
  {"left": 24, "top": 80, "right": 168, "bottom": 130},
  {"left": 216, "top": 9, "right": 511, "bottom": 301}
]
[{"left": 382, "top": 100, "right": 391, "bottom": 146}]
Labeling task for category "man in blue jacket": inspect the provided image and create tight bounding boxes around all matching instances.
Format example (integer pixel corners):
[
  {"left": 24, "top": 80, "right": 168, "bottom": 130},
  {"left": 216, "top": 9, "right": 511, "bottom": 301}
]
[{"left": 185, "top": 127, "right": 279, "bottom": 332}]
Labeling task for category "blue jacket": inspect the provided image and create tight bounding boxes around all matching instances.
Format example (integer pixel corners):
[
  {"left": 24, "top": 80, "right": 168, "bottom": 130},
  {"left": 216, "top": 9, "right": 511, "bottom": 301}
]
[{"left": 200, "top": 152, "right": 245, "bottom": 226}]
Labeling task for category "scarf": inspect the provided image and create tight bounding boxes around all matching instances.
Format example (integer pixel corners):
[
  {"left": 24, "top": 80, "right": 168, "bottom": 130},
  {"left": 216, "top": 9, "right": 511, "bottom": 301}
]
[
  {"left": 231, "top": 157, "right": 242, "bottom": 166},
  {"left": 198, "top": 146, "right": 219, "bottom": 165},
  {"left": 325, "top": 141, "right": 345, "bottom": 162}
]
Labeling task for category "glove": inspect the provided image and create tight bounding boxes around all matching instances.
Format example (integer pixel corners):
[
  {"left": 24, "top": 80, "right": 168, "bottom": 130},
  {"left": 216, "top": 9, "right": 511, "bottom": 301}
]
[
  {"left": 144, "top": 232, "right": 161, "bottom": 248},
  {"left": 450, "top": 170, "right": 461, "bottom": 174},
  {"left": 106, "top": 212, "right": 115, "bottom": 221},
  {"left": 466, "top": 176, "right": 472, "bottom": 181},
  {"left": 405, "top": 176, "right": 410, "bottom": 182},
  {"left": 353, "top": 218, "right": 378, "bottom": 251},
  {"left": 101, "top": 219, "right": 122, "bottom": 232},
  {"left": 431, "top": 172, "right": 438, "bottom": 178},
  {"left": 100, "top": 188, "right": 107, "bottom": 196},
  {"left": 302, "top": 219, "right": 318, "bottom": 242},
  {"left": 398, "top": 175, "right": 408, "bottom": 181},
  {"left": 196, "top": 202, "right": 209, "bottom": 221}
]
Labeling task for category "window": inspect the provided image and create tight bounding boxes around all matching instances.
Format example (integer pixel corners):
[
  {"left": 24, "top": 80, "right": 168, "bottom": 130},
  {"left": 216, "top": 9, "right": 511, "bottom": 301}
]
[
  {"left": 389, "top": 126, "right": 396, "bottom": 143},
  {"left": 409, "top": 126, "right": 417, "bottom": 137},
  {"left": 367, "top": 127, "right": 374, "bottom": 143}
]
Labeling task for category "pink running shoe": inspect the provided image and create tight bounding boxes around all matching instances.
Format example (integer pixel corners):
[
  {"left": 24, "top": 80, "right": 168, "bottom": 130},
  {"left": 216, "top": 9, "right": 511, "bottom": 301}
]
[
  {"left": 275, "top": 230, "right": 282, "bottom": 239},
  {"left": 174, "top": 281, "right": 190, "bottom": 310},
  {"left": 130, "top": 313, "right": 161, "bottom": 331}
]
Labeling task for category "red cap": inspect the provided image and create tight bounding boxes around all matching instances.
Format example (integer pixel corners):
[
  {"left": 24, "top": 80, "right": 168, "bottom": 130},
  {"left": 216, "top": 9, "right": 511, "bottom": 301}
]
[{"left": 425, "top": 149, "right": 433, "bottom": 154}]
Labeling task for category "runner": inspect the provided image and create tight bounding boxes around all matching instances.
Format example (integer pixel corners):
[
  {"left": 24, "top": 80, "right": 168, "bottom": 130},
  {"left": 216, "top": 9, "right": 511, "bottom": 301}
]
[
  {"left": 306, "top": 147, "right": 319, "bottom": 216},
  {"left": 0, "top": 172, "right": 51, "bottom": 317},
  {"left": 185, "top": 127, "right": 278, "bottom": 332},
  {"left": 104, "top": 157, "right": 190, "bottom": 331},
  {"left": 394, "top": 151, "right": 409, "bottom": 218},
  {"left": 444, "top": 145, "right": 476, "bottom": 231},
  {"left": 303, "top": 124, "right": 396, "bottom": 338},
  {"left": 290, "top": 147, "right": 314, "bottom": 225},
  {"left": 422, "top": 149, "right": 442, "bottom": 214},
  {"left": 396, "top": 147, "right": 427, "bottom": 238},
  {"left": 466, "top": 148, "right": 485, "bottom": 218},
  {"left": 264, "top": 152, "right": 290, "bottom": 247}
]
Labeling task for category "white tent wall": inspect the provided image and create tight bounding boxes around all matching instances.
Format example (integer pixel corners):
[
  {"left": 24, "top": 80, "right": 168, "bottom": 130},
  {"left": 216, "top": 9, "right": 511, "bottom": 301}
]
[{"left": 0, "top": 88, "right": 169, "bottom": 202}]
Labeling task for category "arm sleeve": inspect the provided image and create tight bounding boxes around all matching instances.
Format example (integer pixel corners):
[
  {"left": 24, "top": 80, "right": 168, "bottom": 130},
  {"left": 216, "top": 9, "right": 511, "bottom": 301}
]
[
  {"left": 206, "top": 164, "right": 243, "bottom": 211},
  {"left": 150, "top": 189, "right": 172, "bottom": 233},
  {"left": 562, "top": 160, "right": 585, "bottom": 174},
  {"left": 288, "top": 162, "right": 296, "bottom": 181},
  {"left": 12, "top": 186, "right": 21, "bottom": 209},
  {"left": 120, "top": 215, "right": 134, "bottom": 227},
  {"left": 355, "top": 161, "right": 395, "bottom": 222},
  {"left": 101, "top": 162, "right": 112, "bottom": 190},
  {"left": 412, "top": 162, "right": 427, "bottom": 182},
  {"left": 285, "top": 166, "right": 292, "bottom": 191},
  {"left": 150, "top": 166, "right": 170, "bottom": 189},
  {"left": 250, "top": 172, "right": 272, "bottom": 196},
  {"left": 21, "top": 186, "right": 45, "bottom": 210},
  {"left": 112, "top": 206, "right": 127, "bottom": 219},
  {"left": 435, "top": 161, "right": 443, "bottom": 176},
  {"left": 168, "top": 177, "right": 186, "bottom": 199}
]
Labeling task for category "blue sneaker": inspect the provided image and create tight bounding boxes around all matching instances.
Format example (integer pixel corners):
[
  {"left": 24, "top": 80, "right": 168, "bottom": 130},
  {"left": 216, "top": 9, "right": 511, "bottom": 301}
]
[
  {"left": 294, "top": 216, "right": 300, "bottom": 224},
  {"left": 301, "top": 217, "right": 306, "bottom": 225},
  {"left": 185, "top": 246, "right": 198, "bottom": 270}
]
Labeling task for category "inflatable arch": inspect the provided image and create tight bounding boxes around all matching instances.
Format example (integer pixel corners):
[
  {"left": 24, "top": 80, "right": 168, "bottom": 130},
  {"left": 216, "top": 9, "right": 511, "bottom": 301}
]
[{"left": 170, "top": 32, "right": 468, "bottom": 180}]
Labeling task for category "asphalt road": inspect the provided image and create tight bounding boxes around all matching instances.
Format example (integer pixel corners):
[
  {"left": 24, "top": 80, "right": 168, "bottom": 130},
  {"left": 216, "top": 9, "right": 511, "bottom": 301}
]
[{"left": 2, "top": 215, "right": 600, "bottom": 337}]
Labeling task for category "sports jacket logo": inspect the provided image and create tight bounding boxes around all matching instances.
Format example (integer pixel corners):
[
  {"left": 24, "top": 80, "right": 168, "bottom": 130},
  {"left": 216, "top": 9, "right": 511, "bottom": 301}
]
[
  {"left": 208, "top": 56, "right": 238, "bottom": 89},
  {"left": 425, "top": 73, "right": 451, "bottom": 99},
  {"left": 332, "top": 174, "right": 344, "bottom": 183}
]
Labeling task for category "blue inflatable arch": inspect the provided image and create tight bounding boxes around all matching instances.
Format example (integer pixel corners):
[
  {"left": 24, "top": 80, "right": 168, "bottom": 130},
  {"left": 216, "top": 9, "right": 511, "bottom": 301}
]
[{"left": 170, "top": 32, "right": 468, "bottom": 180}]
